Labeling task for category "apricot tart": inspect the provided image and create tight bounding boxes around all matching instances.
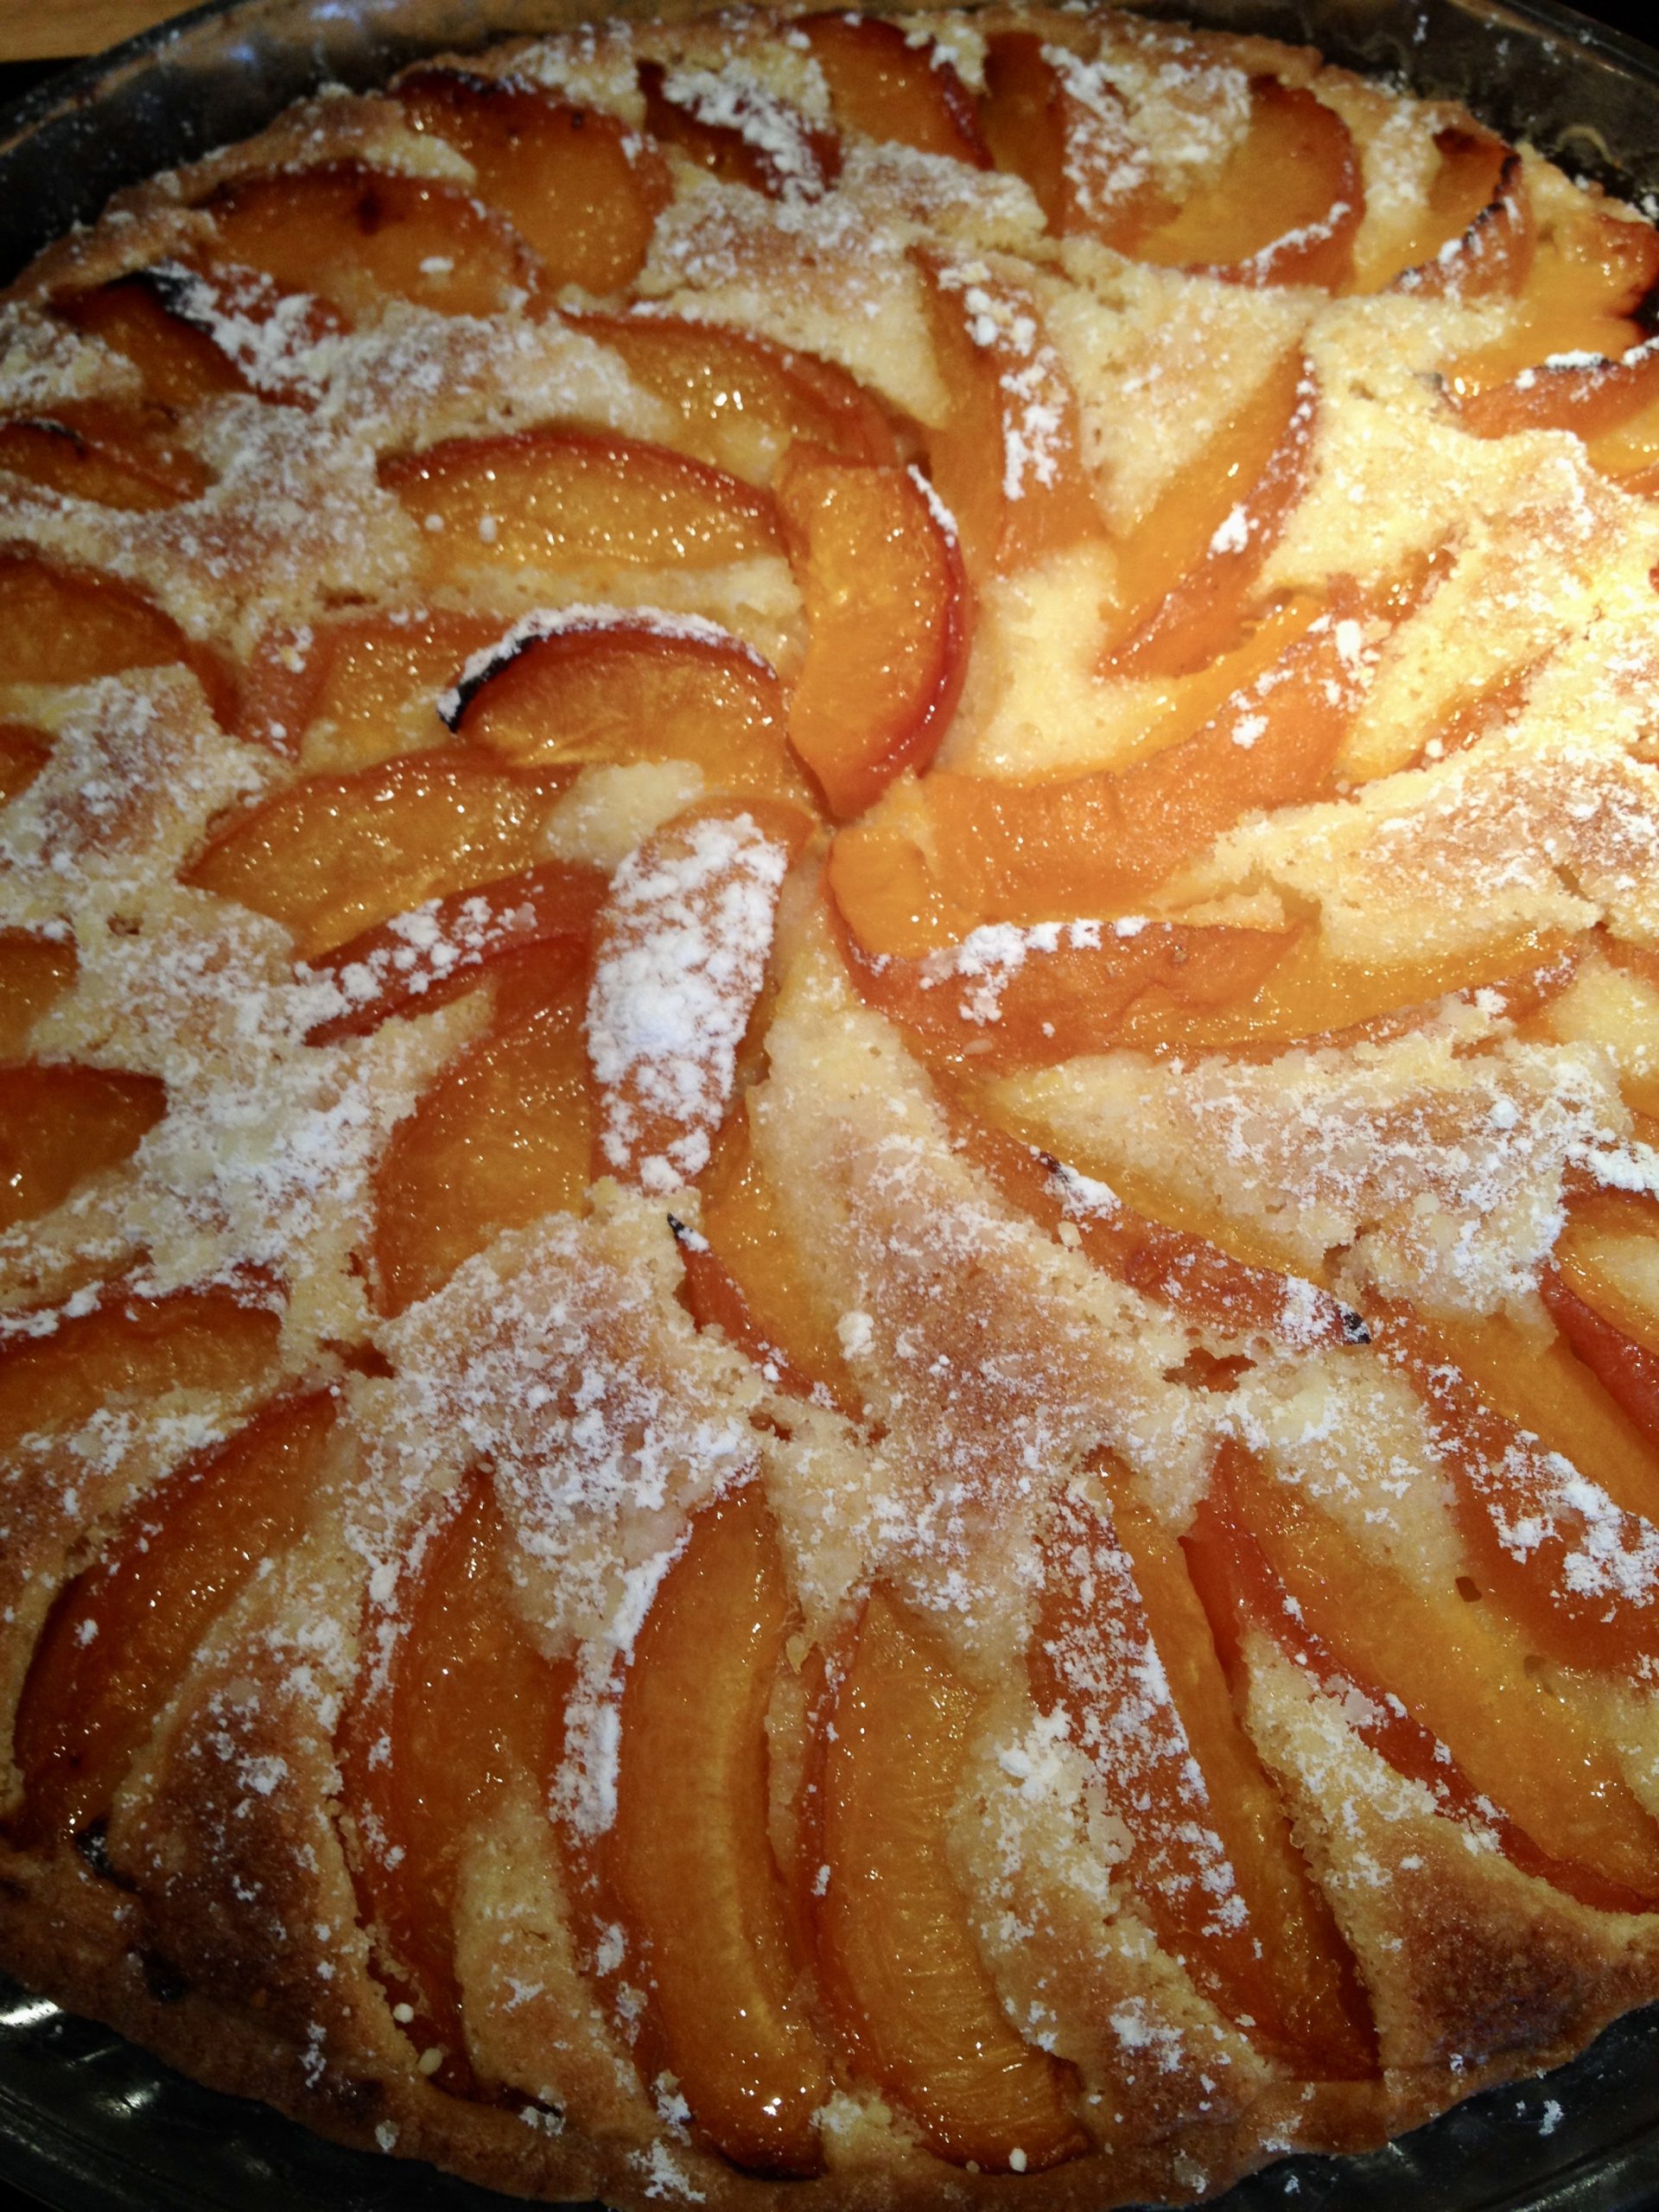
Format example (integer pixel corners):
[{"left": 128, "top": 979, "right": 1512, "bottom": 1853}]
[{"left": 7, "top": 3, "right": 1659, "bottom": 2206}]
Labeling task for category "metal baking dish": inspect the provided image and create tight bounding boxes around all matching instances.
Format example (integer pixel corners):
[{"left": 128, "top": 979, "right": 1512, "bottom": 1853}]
[{"left": 5, "top": 0, "right": 1659, "bottom": 2204}]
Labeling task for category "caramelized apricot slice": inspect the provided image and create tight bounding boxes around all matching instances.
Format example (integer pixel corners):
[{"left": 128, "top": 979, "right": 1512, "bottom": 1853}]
[
  {"left": 1110, "top": 925, "right": 1582, "bottom": 1056},
  {"left": 200, "top": 162, "right": 541, "bottom": 321},
  {"left": 1394, "top": 1303, "right": 1659, "bottom": 1529},
  {"left": 570, "top": 309, "right": 899, "bottom": 475},
  {"left": 777, "top": 447, "right": 969, "bottom": 817},
  {"left": 0, "top": 1281, "right": 283, "bottom": 1471},
  {"left": 10, "top": 1390, "right": 337, "bottom": 1848},
  {"left": 1102, "top": 352, "right": 1316, "bottom": 676},
  {"left": 810, "top": 1590, "right": 1087, "bottom": 2171},
  {"left": 583, "top": 1484, "right": 830, "bottom": 2171},
  {"left": 371, "top": 945, "right": 593, "bottom": 1316},
  {"left": 305, "top": 858, "right": 606, "bottom": 1045},
  {"left": 1443, "top": 190, "right": 1659, "bottom": 397},
  {"left": 828, "top": 850, "right": 1294, "bottom": 1069},
  {"left": 394, "top": 69, "right": 671, "bottom": 296},
  {"left": 337, "top": 1466, "right": 563, "bottom": 2088},
  {"left": 1185, "top": 1444, "right": 1656, "bottom": 1916},
  {"left": 58, "top": 270, "right": 254, "bottom": 410},
  {"left": 181, "top": 749, "right": 567, "bottom": 961},
  {"left": 1036, "top": 1480, "right": 1374, "bottom": 2071},
  {"left": 1376, "top": 1299, "right": 1659, "bottom": 1681},
  {"left": 1555, "top": 1189, "right": 1659, "bottom": 1360},
  {"left": 60, "top": 262, "right": 343, "bottom": 408},
  {"left": 239, "top": 609, "right": 503, "bottom": 766},
  {"left": 907, "top": 607, "right": 1363, "bottom": 925},
  {"left": 1214, "top": 1441, "right": 1659, "bottom": 1900},
  {"left": 918, "top": 251, "right": 1101, "bottom": 582},
  {"left": 688, "top": 1110, "right": 861, "bottom": 1409},
  {"left": 1456, "top": 338, "right": 1659, "bottom": 448},
  {"left": 0, "top": 722, "right": 50, "bottom": 807},
  {"left": 639, "top": 58, "right": 841, "bottom": 199},
  {"left": 0, "top": 550, "right": 235, "bottom": 725},
  {"left": 940, "top": 1090, "right": 1356, "bottom": 1346},
  {"left": 589, "top": 799, "right": 806, "bottom": 1192},
  {"left": 1543, "top": 1264, "right": 1659, "bottom": 1448},
  {"left": 382, "top": 428, "right": 780, "bottom": 583},
  {"left": 0, "top": 1064, "right": 165, "bottom": 1231},
  {"left": 802, "top": 16, "right": 989, "bottom": 165},
  {"left": 980, "top": 33, "right": 1167, "bottom": 249},
  {"left": 1388, "top": 137, "right": 1529, "bottom": 299},
  {"left": 1132, "top": 77, "right": 1362, "bottom": 289},
  {"left": 0, "top": 930, "right": 76, "bottom": 1057},
  {"left": 0, "top": 401, "right": 210, "bottom": 512},
  {"left": 448, "top": 607, "right": 808, "bottom": 803}
]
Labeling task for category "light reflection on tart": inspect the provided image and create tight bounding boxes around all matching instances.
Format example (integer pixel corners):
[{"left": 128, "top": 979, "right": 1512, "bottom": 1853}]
[{"left": 5, "top": 6, "right": 1659, "bottom": 2207}]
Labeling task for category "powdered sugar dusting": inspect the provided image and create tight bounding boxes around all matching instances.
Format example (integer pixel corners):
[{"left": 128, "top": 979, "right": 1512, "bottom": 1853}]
[
  {"left": 931, "top": 258, "right": 1078, "bottom": 500},
  {"left": 588, "top": 810, "right": 791, "bottom": 1193}
]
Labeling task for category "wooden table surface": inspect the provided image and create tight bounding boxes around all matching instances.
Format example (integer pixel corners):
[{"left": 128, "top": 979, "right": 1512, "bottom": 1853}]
[{"left": 0, "top": 0, "right": 190, "bottom": 62}]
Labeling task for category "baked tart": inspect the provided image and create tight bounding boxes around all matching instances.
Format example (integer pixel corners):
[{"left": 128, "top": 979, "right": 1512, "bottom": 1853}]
[{"left": 6, "top": 4, "right": 1659, "bottom": 2205}]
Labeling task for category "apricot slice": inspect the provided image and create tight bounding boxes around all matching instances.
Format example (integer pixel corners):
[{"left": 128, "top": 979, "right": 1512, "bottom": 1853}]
[
  {"left": 687, "top": 1108, "right": 861, "bottom": 1410},
  {"left": 181, "top": 748, "right": 568, "bottom": 961},
  {"left": 809, "top": 1589, "right": 1088, "bottom": 2171},
  {"left": 0, "top": 722, "right": 50, "bottom": 807},
  {"left": 570, "top": 309, "right": 899, "bottom": 476},
  {"left": 1110, "top": 925, "right": 1582, "bottom": 1057},
  {"left": 1185, "top": 1444, "right": 1657, "bottom": 1916},
  {"left": 777, "top": 446, "right": 969, "bottom": 817},
  {"left": 200, "top": 162, "right": 541, "bottom": 321},
  {"left": 0, "top": 1063, "right": 166, "bottom": 1231},
  {"left": 371, "top": 945, "right": 592, "bottom": 1316},
  {"left": 918, "top": 251, "right": 1102, "bottom": 582},
  {"left": 802, "top": 16, "right": 989, "bottom": 166},
  {"left": 448, "top": 607, "right": 809, "bottom": 804},
  {"left": 0, "top": 549, "right": 236, "bottom": 726},
  {"left": 1555, "top": 1188, "right": 1659, "bottom": 1360},
  {"left": 939, "top": 1090, "right": 1356, "bottom": 1347},
  {"left": 10, "top": 1389, "right": 337, "bottom": 1848},
  {"left": 903, "top": 607, "right": 1364, "bottom": 925},
  {"left": 1455, "top": 337, "right": 1659, "bottom": 450},
  {"left": 58, "top": 270, "right": 255, "bottom": 410},
  {"left": 336, "top": 1465, "right": 563, "bottom": 2089},
  {"left": 1210, "top": 1440, "right": 1659, "bottom": 1901},
  {"left": 60, "top": 262, "right": 345, "bottom": 409},
  {"left": 1102, "top": 351, "right": 1316, "bottom": 677},
  {"left": 0, "top": 930, "right": 76, "bottom": 1057},
  {"left": 393, "top": 68, "right": 671, "bottom": 296},
  {"left": 827, "top": 853, "right": 1294, "bottom": 1069},
  {"left": 1392, "top": 1304, "right": 1659, "bottom": 1530},
  {"left": 639, "top": 58, "right": 841, "bottom": 199},
  {"left": 1035, "top": 1479, "right": 1374, "bottom": 2071},
  {"left": 0, "top": 400, "right": 211, "bottom": 512},
  {"left": 238, "top": 608, "right": 504, "bottom": 766},
  {"left": 1442, "top": 191, "right": 1659, "bottom": 398},
  {"left": 583, "top": 1484, "right": 830, "bottom": 2171},
  {"left": 0, "top": 1281, "right": 283, "bottom": 1476},
  {"left": 588, "top": 799, "right": 807, "bottom": 1192},
  {"left": 1388, "top": 137, "right": 1529, "bottom": 299},
  {"left": 382, "top": 428, "right": 781, "bottom": 584},
  {"left": 1539, "top": 1268, "right": 1659, "bottom": 1464},
  {"left": 979, "top": 33, "right": 1167, "bottom": 250},
  {"left": 1130, "top": 77, "right": 1362, "bottom": 289},
  {"left": 1376, "top": 1299, "right": 1659, "bottom": 1682},
  {"left": 305, "top": 858, "right": 606, "bottom": 1045}
]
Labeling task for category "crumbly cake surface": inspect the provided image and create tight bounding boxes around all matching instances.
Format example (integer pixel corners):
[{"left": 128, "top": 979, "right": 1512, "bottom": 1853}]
[{"left": 7, "top": 5, "right": 1659, "bottom": 2206}]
